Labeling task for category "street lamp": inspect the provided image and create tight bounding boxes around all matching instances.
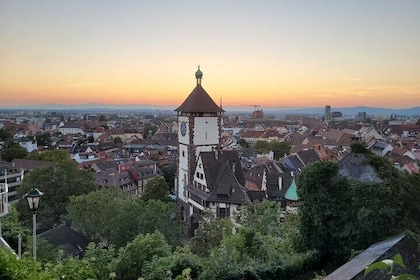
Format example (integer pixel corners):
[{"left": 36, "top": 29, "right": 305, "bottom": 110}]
[{"left": 24, "top": 188, "right": 43, "bottom": 261}]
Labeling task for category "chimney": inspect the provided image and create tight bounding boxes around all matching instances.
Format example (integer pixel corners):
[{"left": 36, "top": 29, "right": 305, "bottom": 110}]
[{"left": 232, "top": 160, "right": 236, "bottom": 173}]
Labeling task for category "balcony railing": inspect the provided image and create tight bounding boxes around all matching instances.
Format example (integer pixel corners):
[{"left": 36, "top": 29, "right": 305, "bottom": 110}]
[{"left": 0, "top": 183, "right": 8, "bottom": 217}]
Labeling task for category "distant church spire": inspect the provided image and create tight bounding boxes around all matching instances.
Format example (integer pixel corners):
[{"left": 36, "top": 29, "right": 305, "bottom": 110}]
[
  {"left": 220, "top": 96, "right": 223, "bottom": 109},
  {"left": 195, "top": 65, "right": 203, "bottom": 85}
]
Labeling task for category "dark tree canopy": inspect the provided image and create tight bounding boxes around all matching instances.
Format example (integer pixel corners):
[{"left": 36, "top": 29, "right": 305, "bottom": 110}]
[
  {"left": 252, "top": 140, "right": 291, "bottom": 159},
  {"left": 0, "top": 144, "right": 28, "bottom": 162},
  {"left": 67, "top": 188, "right": 184, "bottom": 248},
  {"left": 238, "top": 138, "right": 249, "bottom": 148},
  {"left": 113, "top": 136, "right": 123, "bottom": 144},
  {"left": 16, "top": 160, "right": 97, "bottom": 231},
  {"left": 141, "top": 175, "right": 171, "bottom": 202},
  {"left": 297, "top": 161, "right": 350, "bottom": 262},
  {"left": 115, "top": 232, "right": 172, "bottom": 280},
  {"left": 253, "top": 140, "right": 270, "bottom": 153},
  {"left": 36, "top": 133, "right": 52, "bottom": 148},
  {"left": 297, "top": 155, "right": 414, "bottom": 263},
  {"left": 26, "top": 150, "right": 69, "bottom": 162}
]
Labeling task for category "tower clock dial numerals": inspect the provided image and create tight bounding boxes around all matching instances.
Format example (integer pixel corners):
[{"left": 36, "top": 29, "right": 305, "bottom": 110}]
[{"left": 180, "top": 121, "right": 187, "bottom": 136}]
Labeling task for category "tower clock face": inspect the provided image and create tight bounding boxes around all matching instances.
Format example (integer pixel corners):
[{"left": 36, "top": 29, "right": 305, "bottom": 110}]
[{"left": 180, "top": 121, "right": 187, "bottom": 136}]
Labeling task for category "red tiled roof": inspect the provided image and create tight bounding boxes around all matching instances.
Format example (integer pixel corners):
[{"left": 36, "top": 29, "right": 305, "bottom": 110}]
[{"left": 175, "top": 84, "right": 224, "bottom": 113}]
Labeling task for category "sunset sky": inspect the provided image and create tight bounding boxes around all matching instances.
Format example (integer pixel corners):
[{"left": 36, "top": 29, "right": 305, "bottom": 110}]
[{"left": 1, "top": 1, "right": 419, "bottom": 109}]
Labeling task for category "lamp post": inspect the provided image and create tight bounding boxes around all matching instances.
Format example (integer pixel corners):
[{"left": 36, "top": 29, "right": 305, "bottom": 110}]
[{"left": 24, "top": 188, "right": 43, "bottom": 261}]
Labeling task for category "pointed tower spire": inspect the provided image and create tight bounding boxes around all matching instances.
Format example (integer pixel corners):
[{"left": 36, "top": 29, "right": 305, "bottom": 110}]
[{"left": 195, "top": 65, "right": 203, "bottom": 85}]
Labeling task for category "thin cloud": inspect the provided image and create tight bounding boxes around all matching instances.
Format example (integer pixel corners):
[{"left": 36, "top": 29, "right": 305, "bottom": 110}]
[
  {"left": 65, "top": 82, "right": 100, "bottom": 88},
  {"left": 343, "top": 76, "right": 361, "bottom": 81}
]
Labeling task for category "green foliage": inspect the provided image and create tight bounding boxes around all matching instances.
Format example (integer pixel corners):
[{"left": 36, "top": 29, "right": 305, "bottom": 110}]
[
  {"left": 0, "top": 144, "right": 28, "bottom": 162},
  {"left": 364, "top": 254, "right": 419, "bottom": 280},
  {"left": 44, "top": 256, "right": 98, "bottom": 279},
  {"left": 236, "top": 200, "right": 285, "bottom": 237},
  {"left": 297, "top": 155, "right": 418, "bottom": 264},
  {"left": 141, "top": 246, "right": 204, "bottom": 280},
  {"left": 269, "top": 140, "right": 292, "bottom": 159},
  {"left": 350, "top": 142, "right": 369, "bottom": 154},
  {"left": 252, "top": 140, "right": 291, "bottom": 159},
  {"left": 67, "top": 188, "right": 184, "bottom": 248},
  {"left": 67, "top": 188, "right": 127, "bottom": 245},
  {"left": 113, "top": 136, "right": 123, "bottom": 144},
  {"left": 298, "top": 161, "right": 351, "bottom": 262},
  {"left": 0, "top": 206, "right": 30, "bottom": 252},
  {"left": 35, "top": 133, "right": 52, "bottom": 148},
  {"left": 33, "top": 237, "right": 63, "bottom": 263},
  {"left": 115, "top": 232, "right": 172, "bottom": 280},
  {"left": 143, "top": 124, "right": 158, "bottom": 138},
  {"left": 26, "top": 149, "right": 69, "bottom": 162},
  {"left": 0, "top": 128, "right": 13, "bottom": 141},
  {"left": 160, "top": 164, "right": 176, "bottom": 193},
  {"left": 16, "top": 160, "right": 97, "bottom": 231},
  {"left": 87, "top": 135, "right": 94, "bottom": 143},
  {"left": 238, "top": 138, "right": 249, "bottom": 148},
  {"left": 0, "top": 247, "right": 97, "bottom": 279},
  {"left": 141, "top": 175, "right": 171, "bottom": 202},
  {"left": 253, "top": 140, "right": 270, "bottom": 153},
  {"left": 84, "top": 242, "right": 118, "bottom": 280},
  {"left": 190, "top": 211, "right": 233, "bottom": 256}
]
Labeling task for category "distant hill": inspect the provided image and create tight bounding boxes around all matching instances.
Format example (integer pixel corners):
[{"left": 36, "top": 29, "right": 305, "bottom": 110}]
[
  {"left": 1, "top": 103, "right": 419, "bottom": 117},
  {"left": 263, "top": 106, "right": 420, "bottom": 117}
]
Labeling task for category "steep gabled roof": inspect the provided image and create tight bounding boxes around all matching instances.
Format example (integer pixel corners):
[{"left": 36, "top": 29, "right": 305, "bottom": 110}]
[
  {"left": 194, "top": 150, "right": 248, "bottom": 204},
  {"left": 175, "top": 84, "right": 224, "bottom": 113},
  {"left": 297, "top": 149, "right": 320, "bottom": 166},
  {"left": 207, "top": 161, "right": 248, "bottom": 204}
]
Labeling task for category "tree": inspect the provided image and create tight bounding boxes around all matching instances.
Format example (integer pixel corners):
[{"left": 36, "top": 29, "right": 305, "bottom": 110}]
[
  {"left": 67, "top": 188, "right": 128, "bottom": 245},
  {"left": 35, "top": 133, "right": 51, "bottom": 148},
  {"left": 0, "top": 128, "right": 13, "bottom": 142},
  {"left": 238, "top": 138, "right": 249, "bottom": 148},
  {"left": 67, "top": 188, "right": 184, "bottom": 248},
  {"left": 87, "top": 135, "right": 94, "bottom": 143},
  {"left": 365, "top": 254, "right": 419, "bottom": 280},
  {"left": 115, "top": 232, "right": 172, "bottom": 280},
  {"left": 350, "top": 142, "right": 369, "bottom": 154},
  {"left": 113, "top": 136, "right": 123, "bottom": 144},
  {"left": 142, "top": 247, "right": 203, "bottom": 280},
  {"left": 135, "top": 199, "right": 184, "bottom": 248},
  {"left": 236, "top": 199, "right": 285, "bottom": 237},
  {"left": 0, "top": 142, "right": 28, "bottom": 162},
  {"left": 161, "top": 164, "right": 176, "bottom": 193},
  {"left": 0, "top": 206, "right": 30, "bottom": 252},
  {"left": 0, "top": 247, "right": 97, "bottom": 279},
  {"left": 253, "top": 140, "right": 270, "bottom": 153},
  {"left": 269, "top": 140, "right": 291, "bottom": 159},
  {"left": 141, "top": 176, "right": 171, "bottom": 202},
  {"left": 297, "top": 155, "right": 411, "bottom": 264},
  {"left": 143, "top": 124, "right": 158, "bottom": 138},
  {"left": 84, "top": 242, "right": 118, "bottom": 280},
  {"left": 16, "top": 160, "right": 97, "bottom": 231},
  {"left": 26, "top": 150, "right": 69, "bottom": 162},
  {"left": 297, "top": 161, "right": 351, "bottom": 262},
  {"left": 190, "top": 211, "right": 233, "bottom": 256},
  {"left": 251, "top": 140, "right": 291, "bottom": 159}
]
